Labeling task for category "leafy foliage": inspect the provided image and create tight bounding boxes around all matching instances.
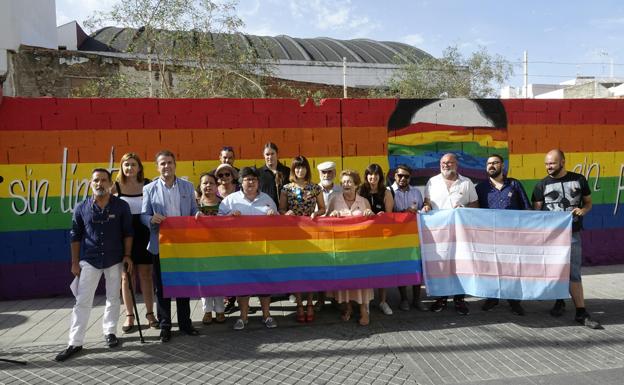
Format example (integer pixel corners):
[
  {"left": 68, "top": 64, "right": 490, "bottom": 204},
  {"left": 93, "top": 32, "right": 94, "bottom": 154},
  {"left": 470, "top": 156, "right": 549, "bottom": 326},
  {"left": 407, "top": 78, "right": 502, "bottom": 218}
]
[{"left": 372, "top": 45, "right": 513, "bottom": 98}]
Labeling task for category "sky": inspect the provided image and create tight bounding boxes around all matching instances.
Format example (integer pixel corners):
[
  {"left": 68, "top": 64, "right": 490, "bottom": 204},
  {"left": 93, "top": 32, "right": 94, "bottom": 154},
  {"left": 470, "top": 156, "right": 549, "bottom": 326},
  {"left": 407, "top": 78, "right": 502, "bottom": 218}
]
[{"left": 55, "top": 0, "right": 624, "bottom": 91}]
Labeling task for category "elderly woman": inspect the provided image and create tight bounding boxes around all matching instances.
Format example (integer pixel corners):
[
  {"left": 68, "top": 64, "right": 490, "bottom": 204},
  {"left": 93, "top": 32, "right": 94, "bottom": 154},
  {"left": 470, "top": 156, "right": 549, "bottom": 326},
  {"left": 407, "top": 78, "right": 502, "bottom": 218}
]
[
  {"left": 196, "top": 172, "right": 226, "bottom": 325},
  {"left": 112, "top": 153, "right": 158, "bottom": 332},
  {"left": 216, "top": 163, "right": 239, "bottom": 199},
  {"left": 358, "top": 164, "right": 395, "bottom": 316},
  {"left": 326, "top": 169, "right": 375, "bottom": 326},
  {"left": 279, "top": 156, "right": 326, "bottom": 323},
  {"left": 218, "top": 167, "right": 279, "bottom": 331}
]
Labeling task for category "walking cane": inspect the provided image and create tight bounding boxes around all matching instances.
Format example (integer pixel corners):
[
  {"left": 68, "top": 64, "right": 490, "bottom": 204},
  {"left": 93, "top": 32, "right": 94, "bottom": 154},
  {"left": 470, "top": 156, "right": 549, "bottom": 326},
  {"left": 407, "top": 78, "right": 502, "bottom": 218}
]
[{"left": 125, "top": 263, "right": 145, "bottom": 343}]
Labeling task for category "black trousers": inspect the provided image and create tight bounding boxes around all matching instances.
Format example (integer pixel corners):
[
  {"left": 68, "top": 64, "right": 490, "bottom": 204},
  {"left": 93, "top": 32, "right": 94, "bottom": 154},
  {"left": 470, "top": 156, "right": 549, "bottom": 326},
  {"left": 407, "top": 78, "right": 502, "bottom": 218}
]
[{"left": 151, "top": 252, "right": 192, "bottom": 331}]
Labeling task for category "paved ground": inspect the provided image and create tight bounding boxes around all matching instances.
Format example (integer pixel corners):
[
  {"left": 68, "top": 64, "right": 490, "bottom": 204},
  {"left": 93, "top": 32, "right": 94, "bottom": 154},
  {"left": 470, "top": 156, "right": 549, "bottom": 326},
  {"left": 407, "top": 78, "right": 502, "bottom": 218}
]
[{"left": 1, "top": 265, "right": 623, "bottom": 385}]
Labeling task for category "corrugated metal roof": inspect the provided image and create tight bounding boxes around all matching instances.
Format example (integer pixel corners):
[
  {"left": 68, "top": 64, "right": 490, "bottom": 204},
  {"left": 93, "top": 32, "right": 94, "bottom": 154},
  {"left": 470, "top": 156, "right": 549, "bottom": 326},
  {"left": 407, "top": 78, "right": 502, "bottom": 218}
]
[{"left": 79, "top": 27, "right": 431, "bottom": 64}]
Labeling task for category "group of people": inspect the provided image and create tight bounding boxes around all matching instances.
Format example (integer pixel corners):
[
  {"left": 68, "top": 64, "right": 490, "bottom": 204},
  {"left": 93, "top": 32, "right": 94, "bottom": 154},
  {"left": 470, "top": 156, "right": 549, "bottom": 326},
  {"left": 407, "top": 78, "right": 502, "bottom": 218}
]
[{"left": 55, "top": 143, "right": 602, "bottom": 362}]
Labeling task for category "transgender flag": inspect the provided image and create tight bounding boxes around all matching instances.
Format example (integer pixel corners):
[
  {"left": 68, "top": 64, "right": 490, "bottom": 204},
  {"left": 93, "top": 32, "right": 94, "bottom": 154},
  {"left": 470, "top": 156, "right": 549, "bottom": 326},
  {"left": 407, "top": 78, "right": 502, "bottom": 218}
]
[{"left": 418, "top": 208, "right": 572, "bottom": 300}]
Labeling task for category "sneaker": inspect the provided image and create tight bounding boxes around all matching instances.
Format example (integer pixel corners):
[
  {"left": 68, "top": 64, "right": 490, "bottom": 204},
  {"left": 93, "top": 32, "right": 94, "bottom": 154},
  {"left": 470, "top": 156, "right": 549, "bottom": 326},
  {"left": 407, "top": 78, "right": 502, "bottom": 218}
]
[
  {"left": 509, "top": 301, "right": 525, "bottom": 316},
  {"left": 263, "top": 316, "right": 278, "bottom": 329},
  {"left": 413, "top": 300, "right": 428, "bottom": 312},
  {"left": 550, "top": 299, "right": 565, "bottom": 317},
  {"left": 430, "top": 298, "right": 447, "bottom": 312},
  {"left": 482, "top": 298, "right": 499, "bottom": 311},
  {"left": 104, "top": 334, "right": 119, "bottom": 348},
  {"left": 379, "top": 302, "right": 393, "bottom": 315},
  {"left": 454, "top": 299, "right": 470, "bottom": 315},
  {"left": 224, "top": 298, "right": 237, "bottom": 314},
  {"left": 575, "top": 314, "right": 603, "bottom": 330},
  {"left": 233, "top": 318, "right": 248, "bottom": 331},
  {"left": 399, "top": 300, "right": 410, "bottom": 311}
]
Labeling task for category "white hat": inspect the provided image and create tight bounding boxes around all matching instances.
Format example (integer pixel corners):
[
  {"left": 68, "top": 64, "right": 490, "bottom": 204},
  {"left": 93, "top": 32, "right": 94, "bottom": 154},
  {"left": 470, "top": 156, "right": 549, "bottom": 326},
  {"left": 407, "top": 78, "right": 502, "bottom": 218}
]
[
  {"left": 215, "top": 163, "right": 238, "bottom": 179},
  {"left": 317, "top": 161, "right": 336, "bottom": 171}
]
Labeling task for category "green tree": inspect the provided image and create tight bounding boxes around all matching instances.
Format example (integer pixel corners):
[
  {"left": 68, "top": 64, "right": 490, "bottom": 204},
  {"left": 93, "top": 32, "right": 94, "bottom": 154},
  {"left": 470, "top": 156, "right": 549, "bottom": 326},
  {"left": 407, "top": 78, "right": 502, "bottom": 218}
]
[
  {"left": 373, "top": 45, "right": 513, "bottom": 98},
  {"left": 77, "top": 0, "right": 271, "bottom": 98}
]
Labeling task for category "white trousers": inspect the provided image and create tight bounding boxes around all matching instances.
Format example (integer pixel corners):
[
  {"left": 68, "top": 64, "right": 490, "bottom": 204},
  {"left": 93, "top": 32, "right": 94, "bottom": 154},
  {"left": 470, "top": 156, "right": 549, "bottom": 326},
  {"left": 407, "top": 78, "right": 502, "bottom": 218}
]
[
  {"left": 202, "top": 297, "right": 225, "bottom": 313},
  {"left": 68, "top": 260, "right": 122, "bottom": 346}
]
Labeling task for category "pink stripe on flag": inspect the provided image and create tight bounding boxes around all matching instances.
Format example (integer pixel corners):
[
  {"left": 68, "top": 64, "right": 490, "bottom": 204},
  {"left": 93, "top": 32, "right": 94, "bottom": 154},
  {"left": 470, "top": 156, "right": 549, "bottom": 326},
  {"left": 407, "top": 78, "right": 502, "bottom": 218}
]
[
  {"left": 420, "top": 226, "right": 571, "bottom": 246},
  {"left": 424, "top": 260, "right": 570, "bottom": 280}
]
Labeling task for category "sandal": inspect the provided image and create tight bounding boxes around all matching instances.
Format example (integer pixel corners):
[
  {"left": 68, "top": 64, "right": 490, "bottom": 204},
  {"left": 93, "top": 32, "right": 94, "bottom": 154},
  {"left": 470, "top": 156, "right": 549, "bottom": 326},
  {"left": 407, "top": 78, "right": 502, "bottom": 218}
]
[
  {"left": 146, "top": 312, "right": 159, "bottom": 329},
  {"left": 202, "top": 312, "right": 213, "bottom": 325},
  {"left": 122, "top": 314, "right": 135, "bottom": 333},
  {"left": 306, "top": 305, "right": 315, "bottom": 323},
  {"left": 296, "top": 305, "right": 306, "bottom": 323},
  {"left": 215, "top": 312, "right": 226, "bottom": 323}
]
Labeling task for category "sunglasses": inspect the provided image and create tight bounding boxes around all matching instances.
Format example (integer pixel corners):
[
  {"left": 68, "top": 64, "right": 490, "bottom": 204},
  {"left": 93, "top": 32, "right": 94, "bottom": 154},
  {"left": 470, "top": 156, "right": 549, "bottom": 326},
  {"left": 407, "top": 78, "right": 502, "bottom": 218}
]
[
  {"left": 217, "top": 172, "right": 231, "bottom": 178},
  {"left": 396, "top": 174, "right": 410, "bottom": 179}
]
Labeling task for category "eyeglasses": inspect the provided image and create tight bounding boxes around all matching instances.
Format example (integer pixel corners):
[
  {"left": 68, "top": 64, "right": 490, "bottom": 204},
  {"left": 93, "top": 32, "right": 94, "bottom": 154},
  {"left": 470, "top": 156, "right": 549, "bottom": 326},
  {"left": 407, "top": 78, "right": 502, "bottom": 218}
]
[
  {"left": 242, "top": 178, "right": 257, "bottom": 183},
  {"left": 217, "top": 172, "right": 231, "bottom": 178},
  {"left": 440, "top": 161, "right": 456, "bottom": 165},
  {"left": 396, "top": 174, "right": 410, "bottom": 179},
  {"left": 486, "top": 161, "right": 502, "bottom": 166}
]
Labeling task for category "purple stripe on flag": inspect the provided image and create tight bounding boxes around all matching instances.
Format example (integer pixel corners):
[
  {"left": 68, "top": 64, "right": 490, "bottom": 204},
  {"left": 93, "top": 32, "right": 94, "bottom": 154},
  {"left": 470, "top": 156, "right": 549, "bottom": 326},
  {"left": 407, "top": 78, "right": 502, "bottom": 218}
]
[{"left": 163, "top": 273, "right": 422, "bottom": 298}]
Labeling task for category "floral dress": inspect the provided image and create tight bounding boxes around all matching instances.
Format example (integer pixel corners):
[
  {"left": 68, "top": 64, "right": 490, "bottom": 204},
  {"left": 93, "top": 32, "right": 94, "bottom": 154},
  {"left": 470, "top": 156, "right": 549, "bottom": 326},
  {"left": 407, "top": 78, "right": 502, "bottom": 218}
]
[{"left": 281, "top": 182, "right": 322, "bottom": 216}]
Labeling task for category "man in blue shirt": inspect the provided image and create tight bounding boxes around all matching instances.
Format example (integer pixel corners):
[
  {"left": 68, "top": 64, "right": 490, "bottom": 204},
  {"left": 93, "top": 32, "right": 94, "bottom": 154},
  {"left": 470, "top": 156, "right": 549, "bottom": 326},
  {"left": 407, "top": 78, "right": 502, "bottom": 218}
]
[
  {"left": 55, "top": 168, "right": 133, "bottom": 362},
  {"left": 475, "top": 154, "right": 530, "bottom": 316}
]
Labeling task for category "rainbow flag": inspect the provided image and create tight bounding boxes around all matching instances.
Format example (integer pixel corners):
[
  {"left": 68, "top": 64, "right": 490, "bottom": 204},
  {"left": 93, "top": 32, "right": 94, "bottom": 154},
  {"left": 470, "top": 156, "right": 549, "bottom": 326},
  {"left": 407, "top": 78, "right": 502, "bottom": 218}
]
[
  {"left": 418, "top": 208, "right": 572, "bottom": 300},
  {"left": 159, "top": 213, "right": 422, "bottom": 297}
]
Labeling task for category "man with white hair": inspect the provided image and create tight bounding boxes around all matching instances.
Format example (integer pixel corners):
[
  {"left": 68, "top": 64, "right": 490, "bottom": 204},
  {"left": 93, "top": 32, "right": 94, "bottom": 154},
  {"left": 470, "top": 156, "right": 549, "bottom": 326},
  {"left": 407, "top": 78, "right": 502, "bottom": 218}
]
[
  {"left": 422, "top": 153, "right": 478, "bottom": 315},
  {"left": 317, "top": 161, "right": 342, "bottom": 207}
]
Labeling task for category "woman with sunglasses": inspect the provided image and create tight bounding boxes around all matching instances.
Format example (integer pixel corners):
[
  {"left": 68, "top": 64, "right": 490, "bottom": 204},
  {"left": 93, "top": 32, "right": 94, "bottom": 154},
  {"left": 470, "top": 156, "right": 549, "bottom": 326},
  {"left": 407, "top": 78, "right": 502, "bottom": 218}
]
[
  {"left": 216, "top": 163, "right": 239, "bottom": 198},
  {"left": 112, "top": 153, "right": 159, "bottom": 332},
  {"left": 278, "top": 156, "right": 326, "bottom": 323},
  {"left": 358, "top": 163, "right": 395, "bottom": 316}
]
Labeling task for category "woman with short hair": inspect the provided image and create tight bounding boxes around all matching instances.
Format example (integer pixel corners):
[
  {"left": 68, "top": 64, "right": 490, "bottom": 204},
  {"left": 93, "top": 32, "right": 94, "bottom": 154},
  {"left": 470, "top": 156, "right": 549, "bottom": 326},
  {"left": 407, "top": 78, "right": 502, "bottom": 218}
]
[{"left": 326, "top": 170, "right": 375, "bottom": 326}]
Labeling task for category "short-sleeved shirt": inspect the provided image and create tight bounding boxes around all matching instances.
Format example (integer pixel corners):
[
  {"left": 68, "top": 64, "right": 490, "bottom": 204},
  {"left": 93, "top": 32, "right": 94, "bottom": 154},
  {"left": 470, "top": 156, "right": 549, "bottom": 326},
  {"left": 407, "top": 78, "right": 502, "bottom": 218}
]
[
  {"left": 391, "top": 182, "right": 424, "bottom": 212},
  {"left": 532, "top": 171, "right": 591, "bottom": 232},
  {"left": 281, "top": 182, "right": 322, "bottom": 216},
  {"left": 475, "top": 177, "right": 531, "bottom": 210},
  {"left": 218, "top": 191, "right": 278, "bottom": 216},
  {"left": 198, "top": 200, "right": 221, "bottom": 216},
  {"left": 425, "top": 173, "right": 478, "bottom": 209},
  {"left": 70, "top": 195, "right": 133, "bottom": 269}
]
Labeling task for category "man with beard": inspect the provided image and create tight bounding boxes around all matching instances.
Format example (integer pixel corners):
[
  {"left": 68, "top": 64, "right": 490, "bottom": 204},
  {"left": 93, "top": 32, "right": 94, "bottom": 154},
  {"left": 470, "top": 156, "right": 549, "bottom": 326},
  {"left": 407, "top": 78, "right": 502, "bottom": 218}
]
[
  {"left": 55, "top": 169, "right": 134, "bottom": 362},
  {"left": 422, "top": 153, "right": 478, "bottom": 314},
  {"left": 475, "top": 154, "right": 530, "bottom": 316},
  {"left": 317, "top": 161, "right": 342, "bottom": 206},
  {"left": 532, "top": 149, "right": 602, "bottom": 329}
]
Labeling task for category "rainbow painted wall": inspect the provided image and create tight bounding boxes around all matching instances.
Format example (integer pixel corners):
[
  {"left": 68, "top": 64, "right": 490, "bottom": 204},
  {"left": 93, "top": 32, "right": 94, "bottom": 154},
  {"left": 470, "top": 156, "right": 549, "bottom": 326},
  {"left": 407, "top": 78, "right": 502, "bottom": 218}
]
[{"left": 1, "top": 96, "right": 623, "bottom": 299}]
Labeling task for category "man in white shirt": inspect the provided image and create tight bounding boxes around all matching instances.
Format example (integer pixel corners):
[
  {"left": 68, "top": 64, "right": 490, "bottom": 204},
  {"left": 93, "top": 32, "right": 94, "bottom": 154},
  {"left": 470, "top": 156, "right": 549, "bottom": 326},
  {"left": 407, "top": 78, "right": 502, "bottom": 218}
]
[{"left": 422, "top": 153, "right": 478, "bottom": 315}]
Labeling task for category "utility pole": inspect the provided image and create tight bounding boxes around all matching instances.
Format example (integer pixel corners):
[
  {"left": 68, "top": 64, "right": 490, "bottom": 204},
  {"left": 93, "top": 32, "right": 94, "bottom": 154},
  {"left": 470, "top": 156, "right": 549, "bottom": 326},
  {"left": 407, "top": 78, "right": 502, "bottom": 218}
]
[{"left": 523, "top": 50, "right": 528, "bottom": 98}]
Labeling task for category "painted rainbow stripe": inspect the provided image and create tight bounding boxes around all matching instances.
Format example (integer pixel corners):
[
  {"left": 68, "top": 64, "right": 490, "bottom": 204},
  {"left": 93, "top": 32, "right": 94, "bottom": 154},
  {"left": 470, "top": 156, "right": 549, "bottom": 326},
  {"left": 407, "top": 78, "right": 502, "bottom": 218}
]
[
  {"left": 418, "top": 208, "right": 572, "bottom": 300},
  {"left": 159, "top": 213, "right": 422, "bottom": 297},
  {"left": 388, "top": 123, "right": 508, "bottom": 178}
]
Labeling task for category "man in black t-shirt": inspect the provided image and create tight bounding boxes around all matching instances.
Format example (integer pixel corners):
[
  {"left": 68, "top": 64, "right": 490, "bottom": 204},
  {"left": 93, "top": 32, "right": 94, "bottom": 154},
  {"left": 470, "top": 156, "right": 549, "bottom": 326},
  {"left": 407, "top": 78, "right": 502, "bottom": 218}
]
[{"left": 532, "top": 149, "right": 602, "bottom": 329}]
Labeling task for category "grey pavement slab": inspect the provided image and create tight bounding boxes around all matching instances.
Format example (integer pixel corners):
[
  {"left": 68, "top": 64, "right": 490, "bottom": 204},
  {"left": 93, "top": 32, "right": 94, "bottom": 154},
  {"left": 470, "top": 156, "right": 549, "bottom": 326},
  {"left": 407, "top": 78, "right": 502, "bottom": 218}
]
[{"left": 0, "top": 265, "right": 623, "bottom": 384}]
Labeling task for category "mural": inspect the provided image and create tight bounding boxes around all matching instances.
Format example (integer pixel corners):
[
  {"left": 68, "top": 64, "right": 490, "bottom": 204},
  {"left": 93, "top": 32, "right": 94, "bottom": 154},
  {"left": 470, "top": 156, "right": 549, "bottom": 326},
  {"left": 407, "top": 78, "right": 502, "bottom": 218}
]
[{"left": 1, "top": 96, "right": 623, "bottom": 299}]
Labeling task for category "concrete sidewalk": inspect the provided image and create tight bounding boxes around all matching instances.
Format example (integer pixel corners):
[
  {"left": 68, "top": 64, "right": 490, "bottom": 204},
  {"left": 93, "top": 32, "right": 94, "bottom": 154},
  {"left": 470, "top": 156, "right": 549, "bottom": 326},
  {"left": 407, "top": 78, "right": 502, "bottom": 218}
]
[{"left": 1, "top": 265, "right": 623, "bottom": 385}]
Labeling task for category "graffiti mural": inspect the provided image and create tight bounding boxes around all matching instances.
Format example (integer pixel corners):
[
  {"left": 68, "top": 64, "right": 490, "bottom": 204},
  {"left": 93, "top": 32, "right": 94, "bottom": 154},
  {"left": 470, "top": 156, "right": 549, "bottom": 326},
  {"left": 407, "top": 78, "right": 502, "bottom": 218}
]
[{"left": 1, "top": 96, "right": 624, "bottom": 299}]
